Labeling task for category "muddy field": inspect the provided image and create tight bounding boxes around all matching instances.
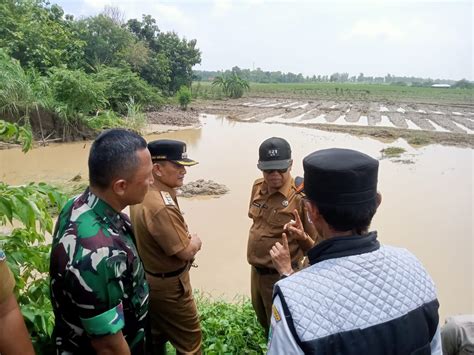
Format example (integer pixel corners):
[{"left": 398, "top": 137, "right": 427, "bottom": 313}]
[{"left": 191, "top": 98, "right": 474, "bottom": 148}]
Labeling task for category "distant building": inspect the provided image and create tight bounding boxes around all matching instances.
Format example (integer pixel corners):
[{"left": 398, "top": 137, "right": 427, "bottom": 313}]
[{"left": 431, "top": 84, "right": 451, "bottom": 88}]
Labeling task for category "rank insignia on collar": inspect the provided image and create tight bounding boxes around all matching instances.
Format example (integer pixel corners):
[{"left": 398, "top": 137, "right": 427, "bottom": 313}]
[
  {"left": 160, "top": 191, "right": 176, "bottom": 206},
  {"left": 282, "top": 200, "right": 289, "bottom": 207}
]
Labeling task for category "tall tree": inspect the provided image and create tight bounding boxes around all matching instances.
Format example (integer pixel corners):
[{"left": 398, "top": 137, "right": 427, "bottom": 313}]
[{"left": 0, "top": 0, "right": 85, "bottom": 71}]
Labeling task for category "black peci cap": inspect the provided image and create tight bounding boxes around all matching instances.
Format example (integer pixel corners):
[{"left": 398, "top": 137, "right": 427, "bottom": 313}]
[
  {"left": 257, "top": 137, "right": 292, "bottom": 170},
  {"left": 303, "top": 148, "right": 378, "bottom": 206},
  {"left": 148, "top": 139, "right": 198, "bottom": 166}
]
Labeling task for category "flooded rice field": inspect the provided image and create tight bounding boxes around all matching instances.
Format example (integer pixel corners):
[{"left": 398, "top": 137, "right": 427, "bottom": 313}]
[
  {"left": 0, "top": 114, "right": 472, "bottom": 322},
  {"left": 240, "top": 99, "right": 474, "bottom": 134}
]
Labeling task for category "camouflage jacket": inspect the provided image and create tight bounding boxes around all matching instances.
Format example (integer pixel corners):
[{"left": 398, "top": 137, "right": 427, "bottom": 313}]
[{"left": 49, "top": 189, "right": 149, "bottom": 354}]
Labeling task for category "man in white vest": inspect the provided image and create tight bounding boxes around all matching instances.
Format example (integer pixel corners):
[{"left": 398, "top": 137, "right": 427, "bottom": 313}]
[{"left": 267, "top": 148, "right": 442, "bottom": 355}]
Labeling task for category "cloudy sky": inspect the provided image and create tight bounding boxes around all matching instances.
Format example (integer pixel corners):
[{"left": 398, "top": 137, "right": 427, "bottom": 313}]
[{"left": 55, "top": 0, "right": 472, "bottom": 80}]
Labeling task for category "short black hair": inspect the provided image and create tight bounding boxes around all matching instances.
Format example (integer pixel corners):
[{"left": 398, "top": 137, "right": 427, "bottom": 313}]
[
  {"left": 88, "top": 129, "right": 147, "bottom": 189},
  {"left": 314, "top": 200, "right": 378, "bottom": 234}
]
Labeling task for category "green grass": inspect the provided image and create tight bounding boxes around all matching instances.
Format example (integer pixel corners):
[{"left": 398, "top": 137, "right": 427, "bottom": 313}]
[
  {"left": 165, "top": 292, "right": 267, "bottom": 354},
  {"left": 192, "top": 81, "right": 473, "bottom": 104},
  {"left": 380, "top": 146, "right": 406, "bottom": 158}
]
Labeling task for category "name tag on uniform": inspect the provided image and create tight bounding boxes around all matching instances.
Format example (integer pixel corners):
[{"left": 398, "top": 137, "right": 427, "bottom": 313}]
[{"left": 160, "top": 191, "right": 175, "bottom": 206}]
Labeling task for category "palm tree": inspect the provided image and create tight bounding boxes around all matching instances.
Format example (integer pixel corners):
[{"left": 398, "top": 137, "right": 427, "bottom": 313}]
[
  {"left": 212, "top": 73, "right": 250, "bottom": 98},
  {"left": 212, "top": 74, "right": 229, "bottom": 96}
]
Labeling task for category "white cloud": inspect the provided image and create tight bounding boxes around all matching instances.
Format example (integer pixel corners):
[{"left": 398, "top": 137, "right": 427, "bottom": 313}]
[
  {"left": 153, "top": 3, "right": 193, "bottom": 28},
  {"left": 341, "top": 19, "right": 406, "bottom": 42},
  {"left": 212, "top": 0, "right": 233, "bottom": 16}
]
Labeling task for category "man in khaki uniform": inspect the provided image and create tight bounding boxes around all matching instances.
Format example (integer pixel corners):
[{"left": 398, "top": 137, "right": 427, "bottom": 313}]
[
  {"left": 247, "top": 137, "right": 317, "bottom": 334},
  {"left": 130, "top": 139, "right": 202, "bottom": 355},
  {"left": 0, "top": 250, "right": 34, "bottom": 354}
]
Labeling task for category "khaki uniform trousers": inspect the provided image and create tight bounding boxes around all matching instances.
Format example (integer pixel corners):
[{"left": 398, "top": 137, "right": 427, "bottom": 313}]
[
  {"left": 146, "top": 270, "right": 202, "bottom": 355},
  {"left": 250, "top": 266, "right": 281, "bottom": 335}
]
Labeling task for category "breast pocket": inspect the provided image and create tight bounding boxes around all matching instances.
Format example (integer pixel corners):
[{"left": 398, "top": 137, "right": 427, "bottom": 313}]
[
  {"left": 267, "top": 208, "right": 293, "bottom": 227},
  {"left": 249, "top": 202, "right": 263, "bottom": 219}
]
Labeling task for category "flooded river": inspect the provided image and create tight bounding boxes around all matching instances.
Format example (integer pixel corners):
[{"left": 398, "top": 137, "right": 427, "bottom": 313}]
[{"left": 1, "top": 114, "right": 472, "bottom": 322}]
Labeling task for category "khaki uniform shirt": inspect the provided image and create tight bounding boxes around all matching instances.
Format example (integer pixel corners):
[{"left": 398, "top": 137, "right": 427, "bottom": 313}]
[
  {"left": 247, "top": 177, "right": 317, "bottom": 269},
  {"left": 130, "top": 180, "right": 190, "bottom": 274},
  {"left": 0, "top": 250, "right": 15, "bottom": 304}
]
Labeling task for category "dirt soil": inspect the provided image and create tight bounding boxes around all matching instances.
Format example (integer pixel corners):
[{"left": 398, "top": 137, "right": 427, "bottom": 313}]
[
  {"left": 179, "top": 179, "right": 229, "bottom": 198},
  {"left": 146, "top": 105, "right": 200, "bottom": 126}
]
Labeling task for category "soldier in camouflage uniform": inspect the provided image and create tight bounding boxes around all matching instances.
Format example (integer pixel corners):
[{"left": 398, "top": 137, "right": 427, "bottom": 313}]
[
  {"left": 49, "top": 129, "right": 154, "bottom": 355},
  {"left": 0, "top": 249, "right": 34, "bottom": 354}
]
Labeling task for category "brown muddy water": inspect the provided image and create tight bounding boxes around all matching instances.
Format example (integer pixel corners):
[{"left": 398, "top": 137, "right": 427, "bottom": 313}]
[{"left": 0, "top": 114, "right": 472, "bottom": 322}]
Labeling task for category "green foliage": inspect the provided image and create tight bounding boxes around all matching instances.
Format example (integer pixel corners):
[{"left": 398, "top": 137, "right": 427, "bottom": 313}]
[
  {"left": 212, "top": 73, "right": 250, "bottom": 99},
  {"left": 194, "top": 82, "right": 474, "bottom": 105},
  {"left": 0, "top": 181, "right": 66, "bottom": 354},
  {"left": 124, "top": 99, "right": 147, "bottom": 132},
  {"left": 177, "top": 86, "right": 192, "bottom": 110},
  {"left": 157, "top": 32, "right": 201, "bottom": 93},
  {"left": 94, "top": 66, "right": 163, "bottom": 113},
  {"left": 0, "top": 50, "right": 51, "bottom": 122},
  {"left": 127, "top": 16, "right": 201, "bottom": 94},
  {"left": 85, "top": 99, "right": 147, "bottom": 133},
  {"left": 85, "top": 110, "right": 124, "bottom": 130},
  {"left": 0, "top": 0, "right": 85, "bottom": 71},
  {"left": 0, "top": 120, "right": 33, "bottom": 152},
  {"left": 452, "top": 79, "right": 473, "bottom": 89},
  {"left": 48, "top": 67, "right": 108, "bottom": 120},
  {"left": 196, "top": 293, "right": 268, "bottom": 354},
  {"left": 75, "top": 14, "right": 135, "bottom": 69}
]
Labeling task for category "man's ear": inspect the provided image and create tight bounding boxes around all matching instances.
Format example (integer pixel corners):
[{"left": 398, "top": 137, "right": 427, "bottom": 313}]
[
  {"left": 376, "top": 192, "right": 382, "bottom": 209},
  {"left": 305, "top": 199, "right": 320, "bottom": 224},
  {"left": 112, "top": 179, "right": 127, "bottom": 196},
  {"left": 153, "top": 162, "right": 162, "bottom": 177}
]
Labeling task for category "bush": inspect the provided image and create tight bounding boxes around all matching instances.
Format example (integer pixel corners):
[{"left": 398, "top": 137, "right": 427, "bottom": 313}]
[
  {"left": 48, "top": 67, "right": 107, "bottom": 120},
  {"left": 177, "top": 85, "right": 192, "bottom": 110},
  {"left": 0, "top": 178, "right": 66, "bottom": 354},
  {"left": 94, "top": 66, "right": 163, "bottom": 113},
  {"left": 85, "top": 110, "right": 125, "bottom": 130},
  {"left": 196, "top": 292, "right": 267, "bottom": 354}
]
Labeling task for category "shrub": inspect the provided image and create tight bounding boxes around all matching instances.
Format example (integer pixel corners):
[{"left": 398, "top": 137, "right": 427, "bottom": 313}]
[
  {"left": 48, "top": 67, "right": 107, "bottom": 120},
  {"left": 177, "top": 85, "right": 192, "bottom": 110},
  {"left": 94, "top": 66, "right": 163, "bottom": 113},
  {"left": 196, "top": 292, "right": 267, "bottom": 354}
]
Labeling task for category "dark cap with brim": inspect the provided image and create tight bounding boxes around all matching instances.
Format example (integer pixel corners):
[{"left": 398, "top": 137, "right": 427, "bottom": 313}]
[
  {"left": 257, "top": 159, "right": 292, "bottom": 170},
  {"left": 303, "top": 148, "right": 378, "bottom": 206},
  {"left": 257, "top": 137, "right": 292, "bottom": 171},
  {"left": 148, "top": 139, "right": 198, "bottom": 166}
]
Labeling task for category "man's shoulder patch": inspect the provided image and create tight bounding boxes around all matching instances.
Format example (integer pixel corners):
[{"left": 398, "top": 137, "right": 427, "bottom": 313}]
[
  {"left": 160, "top": 191, "right": 176, "bottom": 206},
  {"left": 0, "top": 249, "right": 5, "bottom": 261},
  {"left": 272, "top": 304, "right": 281, "bottom": 322}
]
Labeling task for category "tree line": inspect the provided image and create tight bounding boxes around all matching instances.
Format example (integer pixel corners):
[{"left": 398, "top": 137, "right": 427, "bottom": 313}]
[
  {"left": 0, "top": 0, "right": 201, "bottom": 138},
  {"left": 194, "top": 66, "right": 472, "bottom": 88}
]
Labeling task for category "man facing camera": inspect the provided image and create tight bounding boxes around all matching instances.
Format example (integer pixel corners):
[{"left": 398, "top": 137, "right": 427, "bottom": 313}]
[{"left": 247, "top": 137, "right": 317, "bottom": 334}]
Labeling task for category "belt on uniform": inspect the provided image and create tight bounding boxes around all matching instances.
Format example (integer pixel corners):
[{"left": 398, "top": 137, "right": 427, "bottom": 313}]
[
  {"left": 145, "top": 263, "right": 189, "bottom": 278},
  {"left": 253, "top": 266, "right": 279, "bottom": 275}
]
